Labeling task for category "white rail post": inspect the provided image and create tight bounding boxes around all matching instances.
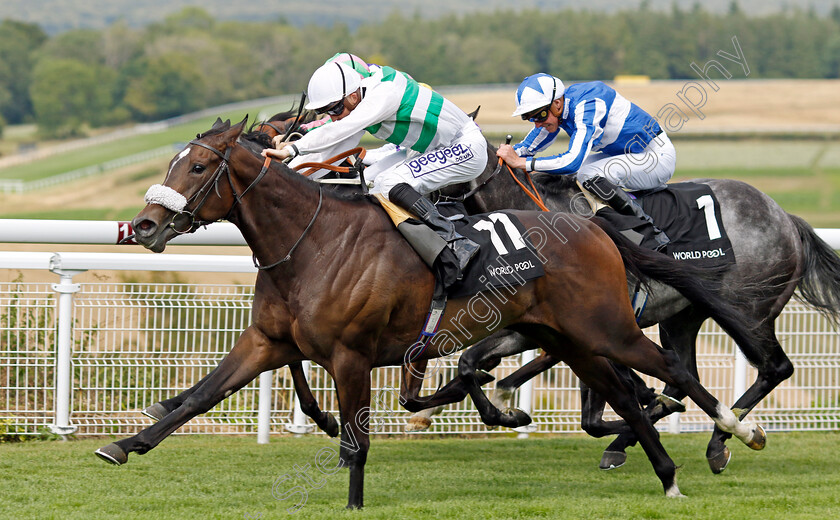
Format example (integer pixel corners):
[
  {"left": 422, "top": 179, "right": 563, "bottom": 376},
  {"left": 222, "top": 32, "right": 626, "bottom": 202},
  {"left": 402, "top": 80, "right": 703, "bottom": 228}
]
[
  {"left": 734, "top": 346, "right": 748, "bottom": 408},
  {"left": 286, "top": 360, "right": 314, "bottom": 435},
  {"left": 514, "top": 349, "right": 538, "bottom": 439},
  {"left": 48, "top": 268, "right": 85, "bottom": 437},
  {"left": 257, "top": 370, "right": 273, "bottom": 444},
  {"left": 668, "top": 410, "right": 681, "bottom": 434}
]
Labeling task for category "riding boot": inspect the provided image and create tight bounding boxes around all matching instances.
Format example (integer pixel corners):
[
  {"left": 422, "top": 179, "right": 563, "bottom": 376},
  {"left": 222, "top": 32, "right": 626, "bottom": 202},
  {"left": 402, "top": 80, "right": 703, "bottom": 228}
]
[
  {"left": 388, "top": 183, "right": 480, "bottom": 273},
  {"left": 582, "top": 176, "right": 670, "bottom": 251}
]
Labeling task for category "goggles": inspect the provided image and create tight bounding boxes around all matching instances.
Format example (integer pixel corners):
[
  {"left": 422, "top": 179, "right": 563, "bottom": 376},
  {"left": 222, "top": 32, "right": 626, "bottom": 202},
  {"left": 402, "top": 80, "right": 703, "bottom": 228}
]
[
  {"left": 522, "top": 106, "right": 551, "bottom": 123},
  {"left": 320, "top": 98, "right": 346, "bottom": 117}
]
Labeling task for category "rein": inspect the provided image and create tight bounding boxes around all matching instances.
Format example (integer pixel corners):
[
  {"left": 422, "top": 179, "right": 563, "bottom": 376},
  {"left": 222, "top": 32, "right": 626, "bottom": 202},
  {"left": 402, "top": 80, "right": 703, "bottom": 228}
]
[
  {"left": 504, "top": 160, "right": 549, "bottom": 211},
  {"left": 294, "top": 147, "right": 367, "bottom": 177},
  {"left": 440, "top": 152, "right": 550, "bottom": 212},
  {"left": 253, "top": 185, "right": 324, "bottom": 270}
]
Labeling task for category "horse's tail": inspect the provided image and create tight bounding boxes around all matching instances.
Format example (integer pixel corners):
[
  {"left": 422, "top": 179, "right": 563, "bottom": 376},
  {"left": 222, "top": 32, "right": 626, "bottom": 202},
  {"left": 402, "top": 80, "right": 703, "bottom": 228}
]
[
  {"left": 789, "top": 213, "right": 840, "bottom": 326},
  {"left": 592, "top": 217, "right": 760, "bottom": 348}
]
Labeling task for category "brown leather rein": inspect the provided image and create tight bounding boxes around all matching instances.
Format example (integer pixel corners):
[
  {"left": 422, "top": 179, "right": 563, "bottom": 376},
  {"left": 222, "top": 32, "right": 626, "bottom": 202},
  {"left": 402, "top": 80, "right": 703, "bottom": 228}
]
[
  {"left": 290, "top": 145, "right": 547, "bottom": 212},
  {"left": 293, "top": 147, "right": 367, "bottom": 177}
]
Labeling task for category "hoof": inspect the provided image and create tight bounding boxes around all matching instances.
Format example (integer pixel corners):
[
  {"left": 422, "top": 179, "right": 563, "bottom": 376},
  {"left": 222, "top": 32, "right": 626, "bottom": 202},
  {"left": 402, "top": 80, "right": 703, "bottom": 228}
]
[
  {"left": 320, "top": 413, "right": 340, "bottom": 438},
  {"left": 405, "top": 416, "right": 432, "bottom": 433},
  {"left": 141, "top": 402, "right": 169, "bottom": 422},
  {"left": 656, "top": 394, "right": 687, "bottom": 413},
  {"left": 599, "top": 450, "right": 627, "bottom": 470},
  {"left": 95, "top": 443, "right": 128, "bottom": 465},
  {"left": 665, "top": 484, "right": 686, "bottom": 498},
  {"left": 499, "top": 408, "right": 532, "bottom": 428},
  {"left": 707, "top": 446, "right": 731, "bottom": 474},
  {"left": 746, "top": 424, "right": 766, "bottom": 450}
]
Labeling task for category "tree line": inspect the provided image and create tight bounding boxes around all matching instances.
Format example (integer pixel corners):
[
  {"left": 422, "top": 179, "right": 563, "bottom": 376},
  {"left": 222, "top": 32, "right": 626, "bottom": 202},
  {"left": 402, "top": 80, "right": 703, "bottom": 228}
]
[{"left": 1, "top": 5, "right": 839, "bottom": 138}]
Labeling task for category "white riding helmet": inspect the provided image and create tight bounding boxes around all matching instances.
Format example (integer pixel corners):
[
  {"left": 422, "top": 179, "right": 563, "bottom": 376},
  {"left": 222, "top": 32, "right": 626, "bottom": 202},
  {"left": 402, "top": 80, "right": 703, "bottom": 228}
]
[
  {"left": 511, "top": 73, "right": 565, "bottom": 117},
  {"left": 304, "top": 62, "right": 362, "bottom": 111},
  {"left": 326, "top": 52, "right": 373, "bottom": 78}
]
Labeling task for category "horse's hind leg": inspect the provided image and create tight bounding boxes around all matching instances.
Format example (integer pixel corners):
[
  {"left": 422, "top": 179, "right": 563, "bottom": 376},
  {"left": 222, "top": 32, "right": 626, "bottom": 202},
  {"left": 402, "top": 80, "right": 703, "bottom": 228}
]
[
  {"left": 597, "top": 329, "right": 766, "bottom": 452},
  {"left": 565, "top": 349, "right": 683, "bottom": 496},
  {"left": 598, "top": 307, "right": 706, "bottom": 469},
  {"left": 95, "top": 325, "right": 305, "bottom": 465},
  {"left": 706, "top": 324, "right": 793, "bottom": 472},
  {"left": 288, "top": 361, "right": 339, "bottom": 437}
]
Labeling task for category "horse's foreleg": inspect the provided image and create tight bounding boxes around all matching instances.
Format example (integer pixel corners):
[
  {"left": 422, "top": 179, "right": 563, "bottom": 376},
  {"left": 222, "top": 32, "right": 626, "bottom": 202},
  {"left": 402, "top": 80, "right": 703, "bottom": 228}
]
[
  {"left": 491, "top": 351, "right": 557, "bottom": 410},
  {"left": 401, "top": 331, "right": 526, "bottom": 414},
  {"left": 95, "top": 326, "right": 305, "bottom": 465},
  {"left": 289, "top": 361, "right": 339, "bottom": 437},
  {"left": 141, "top": 367, "right": 220, "bottom": 421},
  {"left": 330, "top": 350, "right": 372, "bottom": 510},
  {"left": 458, "top": 340, "right": 531, "bottom": 428}
]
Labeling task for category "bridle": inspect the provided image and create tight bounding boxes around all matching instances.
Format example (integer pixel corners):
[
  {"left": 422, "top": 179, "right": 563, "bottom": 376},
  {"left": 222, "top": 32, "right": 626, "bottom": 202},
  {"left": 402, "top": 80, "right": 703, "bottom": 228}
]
[{"left": 163, "top": 137, "right": 324, "bottom": 270}]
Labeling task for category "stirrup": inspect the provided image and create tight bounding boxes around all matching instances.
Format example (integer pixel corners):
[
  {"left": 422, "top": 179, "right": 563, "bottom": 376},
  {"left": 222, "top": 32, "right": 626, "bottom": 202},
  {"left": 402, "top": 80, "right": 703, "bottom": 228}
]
[{"left": 450, "top": 238, "right": 480, "bottom": 274}]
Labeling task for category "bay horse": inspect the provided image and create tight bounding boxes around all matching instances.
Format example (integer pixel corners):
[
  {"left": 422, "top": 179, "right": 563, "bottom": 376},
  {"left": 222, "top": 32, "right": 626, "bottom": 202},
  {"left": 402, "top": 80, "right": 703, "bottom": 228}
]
[{"left": 96, "top": 117, "right": 766, "bottom": 507}]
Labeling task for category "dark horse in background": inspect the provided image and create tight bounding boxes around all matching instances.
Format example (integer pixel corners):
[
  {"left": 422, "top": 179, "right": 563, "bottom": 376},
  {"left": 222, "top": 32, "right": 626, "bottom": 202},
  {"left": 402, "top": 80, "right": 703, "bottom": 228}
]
[
  {"left": 142, "top": 112, "right": 840, "bottom": 475},
  {"left": 97, "top": 117, "right": 768, "bottom": 508},
  {"left": 432, "top": 143, "right": 840, "bottom": 472}
]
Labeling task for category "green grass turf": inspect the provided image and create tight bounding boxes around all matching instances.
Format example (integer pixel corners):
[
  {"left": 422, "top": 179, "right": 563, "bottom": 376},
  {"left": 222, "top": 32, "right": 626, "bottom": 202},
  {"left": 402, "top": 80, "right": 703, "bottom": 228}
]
[{"left": 1, "top": 432, "right": 838, "bottom": 519}]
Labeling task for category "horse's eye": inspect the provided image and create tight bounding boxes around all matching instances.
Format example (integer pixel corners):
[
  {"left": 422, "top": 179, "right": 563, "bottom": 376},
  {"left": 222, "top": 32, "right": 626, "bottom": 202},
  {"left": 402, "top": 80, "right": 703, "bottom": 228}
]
[{"left": 191, "top": 164, "right": 206, "bottom": 174}]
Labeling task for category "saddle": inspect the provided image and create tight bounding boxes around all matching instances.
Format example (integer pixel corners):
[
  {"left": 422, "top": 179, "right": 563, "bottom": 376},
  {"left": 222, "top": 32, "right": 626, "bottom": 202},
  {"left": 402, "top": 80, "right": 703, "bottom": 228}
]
[
  {"left": 599, "top": 182, "right": 736, "bottom": 269},
  {"left": 374, "top": 196, "right": 545, "bottom": 298}
]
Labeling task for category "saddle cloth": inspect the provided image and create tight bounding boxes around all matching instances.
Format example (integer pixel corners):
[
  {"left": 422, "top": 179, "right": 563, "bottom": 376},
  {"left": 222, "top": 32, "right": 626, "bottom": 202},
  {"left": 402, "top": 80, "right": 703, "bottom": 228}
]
[
  {"left": 615, "top": 182, "right": 736, "bottom": 269},
  {"left": 437, "top": 203, "right": 545, "bottom": 299}
]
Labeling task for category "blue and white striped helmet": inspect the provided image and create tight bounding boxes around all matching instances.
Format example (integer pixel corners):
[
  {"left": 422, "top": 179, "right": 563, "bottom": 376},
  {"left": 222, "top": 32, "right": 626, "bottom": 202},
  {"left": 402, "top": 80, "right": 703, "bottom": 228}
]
[{"left": 512, "top": 73, "right": 565, "bottom": 117}]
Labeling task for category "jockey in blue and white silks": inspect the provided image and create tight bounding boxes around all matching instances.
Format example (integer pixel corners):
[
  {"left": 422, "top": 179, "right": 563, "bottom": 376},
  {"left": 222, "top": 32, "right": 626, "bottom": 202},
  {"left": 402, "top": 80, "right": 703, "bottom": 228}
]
[{"left": 496, "top": 73, "right": 675, "bottom": 250}]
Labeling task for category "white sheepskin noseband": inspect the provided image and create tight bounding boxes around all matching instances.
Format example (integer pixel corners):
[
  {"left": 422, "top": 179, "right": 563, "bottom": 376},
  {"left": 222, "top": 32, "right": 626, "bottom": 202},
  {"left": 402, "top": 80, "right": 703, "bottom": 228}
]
[{"left": 144, "top": 184, "right": 188, "bottom": 212}]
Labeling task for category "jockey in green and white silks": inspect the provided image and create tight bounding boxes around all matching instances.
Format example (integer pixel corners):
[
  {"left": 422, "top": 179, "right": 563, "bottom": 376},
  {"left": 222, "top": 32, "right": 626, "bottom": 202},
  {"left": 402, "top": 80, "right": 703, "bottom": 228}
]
[
  {"left": 281, "top": 62, "right": 486, "bottom": 196},
  {"left": 265, "top": 60, "right": 487, "bottom": 275}
]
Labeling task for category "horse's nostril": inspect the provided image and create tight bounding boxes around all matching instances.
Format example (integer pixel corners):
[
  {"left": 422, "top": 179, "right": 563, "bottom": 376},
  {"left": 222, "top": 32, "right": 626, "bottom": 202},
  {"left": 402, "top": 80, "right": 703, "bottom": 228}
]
[{"left": 134, "top": 219, "right": 156, "bottom": 234}]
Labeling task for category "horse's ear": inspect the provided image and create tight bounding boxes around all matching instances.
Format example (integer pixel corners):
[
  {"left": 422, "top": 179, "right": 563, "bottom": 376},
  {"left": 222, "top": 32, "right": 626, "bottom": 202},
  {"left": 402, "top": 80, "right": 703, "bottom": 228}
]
[
  {"left": 467, "top": 105, "right": 480, "bottom": 121},
  {"left": 225, "top": 114, "right": 248, "bottom": 141},
  {"left": 227, "top": 115, "right": 249, "bottom": 141},
  {"left": 212, "top": 117, "right": 225, "bottom": 129}
]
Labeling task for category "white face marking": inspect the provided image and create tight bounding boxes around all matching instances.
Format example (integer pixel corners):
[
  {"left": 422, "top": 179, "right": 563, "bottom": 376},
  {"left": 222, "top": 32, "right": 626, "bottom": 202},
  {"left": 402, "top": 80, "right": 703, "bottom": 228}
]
[{"left": 164, "top": 146, "right": 192, "bottom": 182}]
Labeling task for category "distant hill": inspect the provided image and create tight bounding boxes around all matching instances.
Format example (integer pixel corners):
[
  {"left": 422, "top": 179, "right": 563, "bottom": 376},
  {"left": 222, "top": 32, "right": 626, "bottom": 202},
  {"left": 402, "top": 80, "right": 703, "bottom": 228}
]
[{"left": 1, "top": 0, "right": 837, "bottom": 34}]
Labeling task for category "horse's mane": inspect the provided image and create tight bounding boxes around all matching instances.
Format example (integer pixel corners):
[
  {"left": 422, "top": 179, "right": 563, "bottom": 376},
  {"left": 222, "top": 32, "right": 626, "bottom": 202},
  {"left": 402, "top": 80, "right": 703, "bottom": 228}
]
[{"left": 533, "top": 171, "right": 579, "bottom": 198}]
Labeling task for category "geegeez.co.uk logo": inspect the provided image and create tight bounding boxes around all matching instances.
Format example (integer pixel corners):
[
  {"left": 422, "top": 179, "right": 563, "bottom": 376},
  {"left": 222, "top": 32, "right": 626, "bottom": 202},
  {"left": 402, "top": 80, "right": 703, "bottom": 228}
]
[{"left": 408, "top": 143, "right": 475, "bottom": 177}]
